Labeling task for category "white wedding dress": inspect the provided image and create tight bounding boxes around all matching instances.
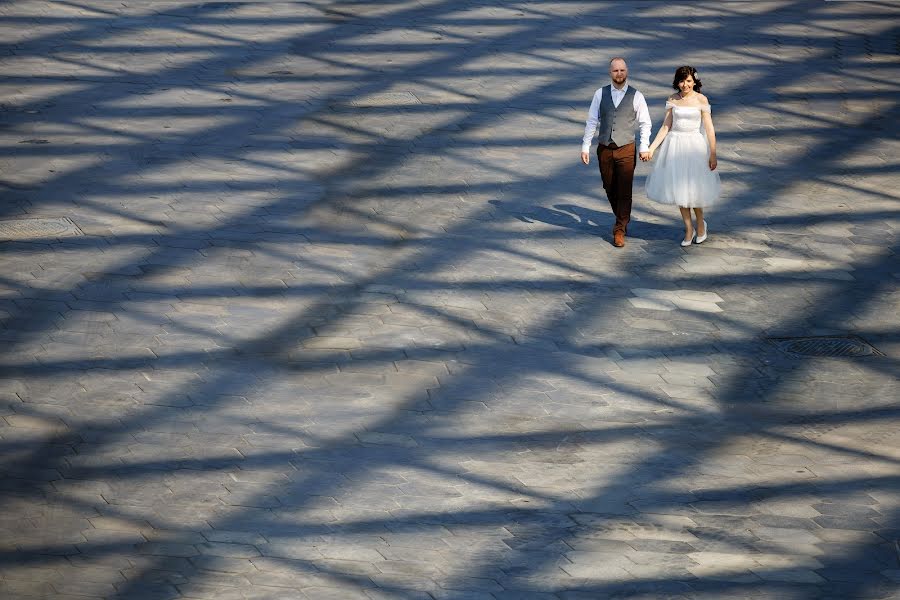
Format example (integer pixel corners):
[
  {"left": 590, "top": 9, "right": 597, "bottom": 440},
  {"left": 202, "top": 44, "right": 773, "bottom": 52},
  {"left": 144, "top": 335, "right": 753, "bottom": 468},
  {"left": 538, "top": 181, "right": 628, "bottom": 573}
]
[{"left": 645, "top": 102, "right": 720, "bottom": 208}]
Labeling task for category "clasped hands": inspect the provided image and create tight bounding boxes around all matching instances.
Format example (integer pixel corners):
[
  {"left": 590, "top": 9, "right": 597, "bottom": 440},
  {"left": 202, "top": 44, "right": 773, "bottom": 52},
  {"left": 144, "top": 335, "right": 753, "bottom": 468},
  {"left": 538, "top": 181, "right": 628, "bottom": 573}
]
[{"left": 581, "top": 151, "right": 652, "bottom": 165}]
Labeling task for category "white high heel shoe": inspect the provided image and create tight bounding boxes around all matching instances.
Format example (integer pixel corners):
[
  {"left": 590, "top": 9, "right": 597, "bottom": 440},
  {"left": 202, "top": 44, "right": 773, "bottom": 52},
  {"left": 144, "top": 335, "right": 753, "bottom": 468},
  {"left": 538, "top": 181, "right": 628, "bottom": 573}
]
[
  {"left": 680, "top": 235, "right": 694, "bottom": 247},
  {"left": 695, "top": 220, "right": 708, "bottom": 244}
]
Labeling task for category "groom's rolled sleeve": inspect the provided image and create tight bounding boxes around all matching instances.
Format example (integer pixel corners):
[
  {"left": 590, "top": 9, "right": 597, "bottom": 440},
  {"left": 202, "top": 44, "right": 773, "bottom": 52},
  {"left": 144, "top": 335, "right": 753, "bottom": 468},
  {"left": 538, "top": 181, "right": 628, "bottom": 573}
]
[
  {"left": 581, "top": 89, "right": 602, "bottom": 153},
  {"left": 634, "top": 91, "right": 652, "bottom": 153}
]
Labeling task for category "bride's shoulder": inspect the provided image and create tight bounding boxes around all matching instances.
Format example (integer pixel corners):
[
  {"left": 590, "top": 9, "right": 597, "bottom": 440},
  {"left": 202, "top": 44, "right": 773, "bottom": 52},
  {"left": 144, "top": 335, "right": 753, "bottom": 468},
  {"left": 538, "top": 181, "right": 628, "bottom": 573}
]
[{"left": 697, "top": 93, "right": 710, "bottom": 105}]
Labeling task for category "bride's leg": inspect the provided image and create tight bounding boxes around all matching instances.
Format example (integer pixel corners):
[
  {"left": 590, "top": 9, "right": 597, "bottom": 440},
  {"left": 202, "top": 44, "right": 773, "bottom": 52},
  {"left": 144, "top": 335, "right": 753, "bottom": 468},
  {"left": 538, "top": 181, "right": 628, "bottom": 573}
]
[
  {"left": 694, "top": 208, "right": 705, "bottom": 237},
  {"left": 679, "top": 206, "right": 694, "bottom": 243}
]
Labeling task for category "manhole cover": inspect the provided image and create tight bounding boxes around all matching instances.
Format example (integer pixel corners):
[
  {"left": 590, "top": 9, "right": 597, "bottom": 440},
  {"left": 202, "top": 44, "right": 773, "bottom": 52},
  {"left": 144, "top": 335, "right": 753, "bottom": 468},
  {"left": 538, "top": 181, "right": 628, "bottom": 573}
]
[
  {"left": 0, "top": 217, "right": 83, "bottom": 241},
  {"left": 770, "top": 336, "right": 882, "bottom": 357}
]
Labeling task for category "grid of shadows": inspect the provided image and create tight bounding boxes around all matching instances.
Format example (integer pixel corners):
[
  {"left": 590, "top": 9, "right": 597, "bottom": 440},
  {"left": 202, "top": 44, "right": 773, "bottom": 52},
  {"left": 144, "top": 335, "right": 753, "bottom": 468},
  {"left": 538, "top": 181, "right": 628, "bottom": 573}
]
[{"left": 1, "top": 1, "right": 899, "bottom": 599}]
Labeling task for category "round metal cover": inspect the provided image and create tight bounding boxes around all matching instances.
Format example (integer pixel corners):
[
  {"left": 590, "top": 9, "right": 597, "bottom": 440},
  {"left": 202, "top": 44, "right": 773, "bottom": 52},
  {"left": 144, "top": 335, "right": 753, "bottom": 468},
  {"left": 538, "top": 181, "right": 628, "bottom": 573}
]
[{"left": 775, "top": 336, "right": 879, "bottom": 357}]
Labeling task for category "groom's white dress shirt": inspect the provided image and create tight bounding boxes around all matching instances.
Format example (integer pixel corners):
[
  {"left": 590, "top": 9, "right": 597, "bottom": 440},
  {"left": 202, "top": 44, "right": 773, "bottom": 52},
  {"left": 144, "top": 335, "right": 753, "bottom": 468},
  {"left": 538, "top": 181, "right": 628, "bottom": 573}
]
[{"left": 582, "top": 83, "right": 652, "bottom": 153}]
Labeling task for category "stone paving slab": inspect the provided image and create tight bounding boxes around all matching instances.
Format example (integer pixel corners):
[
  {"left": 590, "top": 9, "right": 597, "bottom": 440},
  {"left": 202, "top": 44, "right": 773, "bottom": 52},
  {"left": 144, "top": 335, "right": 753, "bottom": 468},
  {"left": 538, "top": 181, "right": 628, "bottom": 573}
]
[{"left": 1, "top": 1, "right": 899, "bottom": 599}]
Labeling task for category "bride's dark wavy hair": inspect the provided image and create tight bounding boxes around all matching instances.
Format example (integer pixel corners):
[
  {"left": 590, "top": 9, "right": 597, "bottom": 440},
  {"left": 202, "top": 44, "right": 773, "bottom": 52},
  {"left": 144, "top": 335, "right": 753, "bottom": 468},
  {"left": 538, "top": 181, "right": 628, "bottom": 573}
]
[{"left": 672, "top": 65, "right": 702, "bottom": 92}]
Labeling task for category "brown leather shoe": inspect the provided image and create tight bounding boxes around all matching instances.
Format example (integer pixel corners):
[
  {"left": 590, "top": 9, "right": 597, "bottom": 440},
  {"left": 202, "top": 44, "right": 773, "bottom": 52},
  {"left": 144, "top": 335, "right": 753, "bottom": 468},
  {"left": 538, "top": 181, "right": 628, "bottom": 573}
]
[{"left": 613, "top": 230, "right": 625, "bottom": 247}]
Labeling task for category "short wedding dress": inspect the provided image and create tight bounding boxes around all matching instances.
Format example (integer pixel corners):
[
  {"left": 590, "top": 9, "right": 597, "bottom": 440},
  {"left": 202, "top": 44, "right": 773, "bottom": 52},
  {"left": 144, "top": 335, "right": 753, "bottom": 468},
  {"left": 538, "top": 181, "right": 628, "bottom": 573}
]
[{"left": 645, "top": 102, "right": 720, "bottom": 208}]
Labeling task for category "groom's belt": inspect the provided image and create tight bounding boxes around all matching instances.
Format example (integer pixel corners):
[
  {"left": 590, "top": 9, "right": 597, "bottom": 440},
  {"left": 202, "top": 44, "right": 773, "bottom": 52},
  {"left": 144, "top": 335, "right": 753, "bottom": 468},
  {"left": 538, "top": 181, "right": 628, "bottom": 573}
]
[{"left": 597, "top": 141, "right": 634, "bottom": 150}]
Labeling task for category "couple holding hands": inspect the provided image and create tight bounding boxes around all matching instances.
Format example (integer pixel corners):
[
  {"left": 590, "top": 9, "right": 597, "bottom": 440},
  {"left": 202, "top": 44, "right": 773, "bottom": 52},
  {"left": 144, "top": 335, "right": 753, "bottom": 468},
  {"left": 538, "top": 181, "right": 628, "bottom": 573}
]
[{"left": 580, "top": 57, "right": 720, "bottom": 248}]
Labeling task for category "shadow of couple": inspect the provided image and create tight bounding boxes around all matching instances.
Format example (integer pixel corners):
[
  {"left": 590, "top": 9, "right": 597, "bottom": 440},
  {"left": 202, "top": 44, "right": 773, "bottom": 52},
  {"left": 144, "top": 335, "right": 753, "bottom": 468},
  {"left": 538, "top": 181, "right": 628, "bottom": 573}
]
[{"left": 489, "top": 200, "right": 673, "bottom": 242}]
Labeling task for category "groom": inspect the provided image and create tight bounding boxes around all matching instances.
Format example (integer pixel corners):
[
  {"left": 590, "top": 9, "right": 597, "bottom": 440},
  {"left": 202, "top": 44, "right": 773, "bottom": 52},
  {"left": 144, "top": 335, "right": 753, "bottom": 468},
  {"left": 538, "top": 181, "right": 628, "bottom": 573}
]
[{"left": 581, "top": 57, "right": 652, "bottom": 247}]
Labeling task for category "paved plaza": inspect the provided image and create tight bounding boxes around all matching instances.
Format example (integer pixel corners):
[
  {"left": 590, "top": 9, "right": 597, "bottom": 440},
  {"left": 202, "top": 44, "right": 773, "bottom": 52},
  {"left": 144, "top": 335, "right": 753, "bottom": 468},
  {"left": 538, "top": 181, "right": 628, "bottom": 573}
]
[{"left": 1, "top": 1, "right": 899, "bottom": 598}]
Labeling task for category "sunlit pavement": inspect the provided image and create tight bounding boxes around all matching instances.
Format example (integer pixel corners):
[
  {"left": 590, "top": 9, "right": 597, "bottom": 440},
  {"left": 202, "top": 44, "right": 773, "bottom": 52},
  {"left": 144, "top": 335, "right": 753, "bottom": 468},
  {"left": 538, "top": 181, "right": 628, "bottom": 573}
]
[{"left": 1, "top": 2, "right": 898, "bottom": 598}]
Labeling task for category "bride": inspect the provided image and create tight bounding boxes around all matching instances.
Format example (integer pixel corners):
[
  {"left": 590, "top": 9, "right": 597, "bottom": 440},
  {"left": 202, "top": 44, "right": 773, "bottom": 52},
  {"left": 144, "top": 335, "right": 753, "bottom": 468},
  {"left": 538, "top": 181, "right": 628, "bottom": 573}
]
[{"left": 646, "top": 66, "right": 721, "bottom": 246}]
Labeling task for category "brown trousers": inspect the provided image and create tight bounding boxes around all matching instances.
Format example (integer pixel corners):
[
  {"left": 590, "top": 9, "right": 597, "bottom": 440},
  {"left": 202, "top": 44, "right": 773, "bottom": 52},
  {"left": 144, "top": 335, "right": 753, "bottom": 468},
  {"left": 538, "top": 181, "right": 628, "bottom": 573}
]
[{"left": 597, "top": 141, "right": 636, "bottom": 234}]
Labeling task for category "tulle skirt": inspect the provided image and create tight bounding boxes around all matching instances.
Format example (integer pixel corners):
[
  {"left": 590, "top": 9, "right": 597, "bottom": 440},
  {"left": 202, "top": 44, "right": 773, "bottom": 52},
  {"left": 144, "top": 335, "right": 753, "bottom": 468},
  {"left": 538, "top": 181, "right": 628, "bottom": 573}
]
[{"left": 645, "top": 132, "right": 720, "bottom": 208}]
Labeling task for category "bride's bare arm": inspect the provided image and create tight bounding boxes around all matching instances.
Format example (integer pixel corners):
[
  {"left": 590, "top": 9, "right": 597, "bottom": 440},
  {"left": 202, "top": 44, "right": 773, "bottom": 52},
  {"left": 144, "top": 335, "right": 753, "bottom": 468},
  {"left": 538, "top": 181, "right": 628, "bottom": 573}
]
[
  {"left": 701, "top": 98, "right": 717, "bottom": 170},
  {"left": 648, "top": 109, "right": 672, "bottom": 157}
]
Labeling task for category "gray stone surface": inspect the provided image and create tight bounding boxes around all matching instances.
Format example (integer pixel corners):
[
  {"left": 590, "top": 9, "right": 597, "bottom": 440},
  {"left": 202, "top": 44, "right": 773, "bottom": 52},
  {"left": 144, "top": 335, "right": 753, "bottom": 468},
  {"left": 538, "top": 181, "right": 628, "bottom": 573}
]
[{"left": 1, "top": 1, "right": 899, "bottom": 598}]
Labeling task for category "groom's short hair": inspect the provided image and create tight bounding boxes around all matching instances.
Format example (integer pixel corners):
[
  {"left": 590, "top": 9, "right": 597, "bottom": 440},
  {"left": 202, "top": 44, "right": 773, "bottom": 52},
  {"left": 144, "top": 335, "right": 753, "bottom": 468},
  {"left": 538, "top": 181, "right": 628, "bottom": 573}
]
[{"left": 609, "top": 57, "right": 627, "bottom": 66}]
